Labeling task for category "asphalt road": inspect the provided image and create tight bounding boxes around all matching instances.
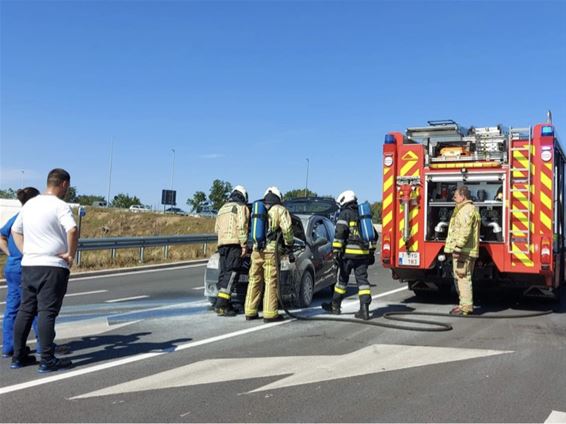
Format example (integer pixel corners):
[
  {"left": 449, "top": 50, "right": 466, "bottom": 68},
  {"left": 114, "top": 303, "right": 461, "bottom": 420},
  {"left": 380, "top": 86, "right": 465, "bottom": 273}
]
[{"left": 1, "top": 261, "right": 566, "bottom": 423}]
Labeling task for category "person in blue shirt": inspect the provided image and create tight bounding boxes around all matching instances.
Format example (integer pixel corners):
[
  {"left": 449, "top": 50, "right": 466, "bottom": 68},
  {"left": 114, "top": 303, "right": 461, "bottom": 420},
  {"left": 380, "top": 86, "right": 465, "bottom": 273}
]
[{"left": 0, "top": 187, "right": 40, "bottom": 357}]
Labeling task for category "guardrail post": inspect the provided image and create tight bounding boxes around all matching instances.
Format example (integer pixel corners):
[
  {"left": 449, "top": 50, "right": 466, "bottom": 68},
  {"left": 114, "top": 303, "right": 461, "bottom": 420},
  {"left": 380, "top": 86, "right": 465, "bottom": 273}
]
[
  {"left": 76, "top": 250, "right": 82, "bottom": 266},
  {"left": 140, "top": 247, "right": 145, "bottom": 263},
  {"left": 111, "top": 248, "right": 117, "bottom": 261},
  {"left": 163, "top": 245, "right": 168, "bottom": 259},
  {"left": 204, "top": 241, "right": 208, "bottom": 256}
]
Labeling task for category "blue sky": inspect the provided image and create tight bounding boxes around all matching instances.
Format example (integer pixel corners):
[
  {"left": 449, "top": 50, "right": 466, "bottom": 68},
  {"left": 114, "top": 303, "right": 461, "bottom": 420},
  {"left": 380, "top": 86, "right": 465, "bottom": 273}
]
[{"left": 1, "top": 0, "right": 565, "bottom": 208}]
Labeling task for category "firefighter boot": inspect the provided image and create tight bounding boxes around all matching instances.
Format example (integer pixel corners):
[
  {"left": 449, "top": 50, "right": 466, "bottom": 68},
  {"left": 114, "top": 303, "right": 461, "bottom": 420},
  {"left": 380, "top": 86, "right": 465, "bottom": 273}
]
[
  {"left": 321, "top": 301, "right": 341, "bottom": 315},
  {"left": 354, "top": 303, "right": 370, "bottom": 320},
  {"left": 216, "top": 304, "right": 237, "bottom": 317}
]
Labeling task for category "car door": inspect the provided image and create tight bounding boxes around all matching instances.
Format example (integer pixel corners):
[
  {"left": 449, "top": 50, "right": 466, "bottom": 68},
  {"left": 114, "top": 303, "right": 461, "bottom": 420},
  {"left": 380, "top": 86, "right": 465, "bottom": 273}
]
[{"left": 309, "top": 217, "right": 334, "bottom": 285}]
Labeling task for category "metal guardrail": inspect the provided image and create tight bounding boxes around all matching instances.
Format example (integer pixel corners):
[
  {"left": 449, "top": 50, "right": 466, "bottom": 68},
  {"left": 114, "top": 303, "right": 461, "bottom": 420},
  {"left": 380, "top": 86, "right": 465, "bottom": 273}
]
[{"left": 77, "top": 234, "right": 217, "bottom": 265}]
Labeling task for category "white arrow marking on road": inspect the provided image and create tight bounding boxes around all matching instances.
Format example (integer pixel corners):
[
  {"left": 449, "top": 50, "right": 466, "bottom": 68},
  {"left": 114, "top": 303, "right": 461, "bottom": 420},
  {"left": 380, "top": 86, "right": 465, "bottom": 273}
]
[
  {"left": 71, "top": 344, "right": 512, "bottom": 399},
  {"left": 545, "top": 410, "right": 566, "bottom": 423}
]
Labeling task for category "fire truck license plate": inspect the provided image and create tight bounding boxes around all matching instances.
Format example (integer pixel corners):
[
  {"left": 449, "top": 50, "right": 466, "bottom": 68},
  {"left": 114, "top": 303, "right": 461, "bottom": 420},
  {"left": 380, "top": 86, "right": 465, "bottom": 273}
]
[{"left": 399, "top": 252, "right": 420, "bottom": 266}]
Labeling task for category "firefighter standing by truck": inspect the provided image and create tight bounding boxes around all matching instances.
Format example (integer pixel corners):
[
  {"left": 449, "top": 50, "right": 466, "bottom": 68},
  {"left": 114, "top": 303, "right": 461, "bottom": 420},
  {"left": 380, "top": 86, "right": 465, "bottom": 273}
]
[
  {"left": 444, "top": 186, "right": 481, "bottom": 316},
  {"left": 244, "top": 186, "right": 294, "bottom": 323},
  {"left": 214, "top": 185, "right": 250, "bottom": 317},
  {"left": 322, "top": 190, "right": 376, "bottom": 320}
]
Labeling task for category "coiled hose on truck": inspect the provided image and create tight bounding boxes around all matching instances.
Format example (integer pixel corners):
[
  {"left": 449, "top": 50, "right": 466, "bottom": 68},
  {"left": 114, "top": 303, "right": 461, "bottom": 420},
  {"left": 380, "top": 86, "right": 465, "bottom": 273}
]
[{"left": 273, "top": 234, "right": 554, "bottom": 332}]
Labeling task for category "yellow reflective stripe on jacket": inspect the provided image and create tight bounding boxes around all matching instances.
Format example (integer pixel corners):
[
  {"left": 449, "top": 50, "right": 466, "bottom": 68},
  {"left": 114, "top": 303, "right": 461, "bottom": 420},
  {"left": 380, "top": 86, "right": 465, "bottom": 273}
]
[
  {"left": 358, "top": 289, "right": 371, "bottom": 296},
  {"left": 217, "top": 292, "right": 231, "bottom": 300},
  {"left": 334, "top": 286, "right": 347, "bottom": 295},
  {"left": 345, "top": 248, "right": 369, "bottom": 255},
  {"left": 332, "top": 240, "right": 344, "bottom": 248}
]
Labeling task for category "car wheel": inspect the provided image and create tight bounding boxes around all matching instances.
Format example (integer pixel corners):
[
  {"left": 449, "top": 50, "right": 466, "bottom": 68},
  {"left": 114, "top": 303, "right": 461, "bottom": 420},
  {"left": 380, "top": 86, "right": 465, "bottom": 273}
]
[{"left": 297, "top": 271, "right": 314, "bottom": 308}]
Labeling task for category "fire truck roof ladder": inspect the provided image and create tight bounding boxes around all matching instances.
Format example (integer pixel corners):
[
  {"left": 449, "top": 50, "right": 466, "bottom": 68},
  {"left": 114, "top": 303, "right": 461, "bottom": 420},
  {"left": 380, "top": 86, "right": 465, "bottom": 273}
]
[{"left": 508, "top": 126, "right": 532, "bottom": 255}]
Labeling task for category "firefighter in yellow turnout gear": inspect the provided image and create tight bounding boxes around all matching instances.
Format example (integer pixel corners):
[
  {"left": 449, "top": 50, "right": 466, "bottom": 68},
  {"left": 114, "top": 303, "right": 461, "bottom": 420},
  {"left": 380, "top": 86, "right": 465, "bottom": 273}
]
[
  {"left": 322, "top": 190, "right": 376, "bottom": 320},
  {"left": 244, "top": 187, "right": 294, "bottom": 323},
  {"left": 444, "top": 186, "right": 480, "bottom": 316},
  {"left": 214, "top": 185, "right": 250, "bottom": 317}
]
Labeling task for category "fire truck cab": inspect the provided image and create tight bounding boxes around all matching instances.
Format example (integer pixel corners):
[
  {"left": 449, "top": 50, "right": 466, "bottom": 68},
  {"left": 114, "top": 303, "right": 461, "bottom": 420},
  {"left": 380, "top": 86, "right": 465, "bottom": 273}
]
[{"left": 381, "top": 118, "right": 566, "bottom": 298}]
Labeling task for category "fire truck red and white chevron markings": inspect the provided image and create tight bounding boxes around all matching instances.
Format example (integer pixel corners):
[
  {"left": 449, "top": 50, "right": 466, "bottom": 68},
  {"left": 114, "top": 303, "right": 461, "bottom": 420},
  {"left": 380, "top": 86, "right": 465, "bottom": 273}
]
[
  {"left": 397, "top": 151, "right": 420, "bottom": 253},
  {"left": 510, "top": 143, "right": 534, "bottom": 267}
]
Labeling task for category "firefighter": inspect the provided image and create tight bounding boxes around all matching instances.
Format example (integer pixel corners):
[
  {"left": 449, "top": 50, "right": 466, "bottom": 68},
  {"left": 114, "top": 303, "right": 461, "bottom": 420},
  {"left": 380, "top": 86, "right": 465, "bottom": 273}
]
[
  {"left": 214, "top": 185, "right": 250, "bottom": 317},
  {"left": 322, "top": 190, "right": 375, "bottom": 320},
  {"left": 444, "top": 185, "right": 480, "bottom": 316},
  {"left": 244, "top": 186, "right": 294, "bottom": 323}
]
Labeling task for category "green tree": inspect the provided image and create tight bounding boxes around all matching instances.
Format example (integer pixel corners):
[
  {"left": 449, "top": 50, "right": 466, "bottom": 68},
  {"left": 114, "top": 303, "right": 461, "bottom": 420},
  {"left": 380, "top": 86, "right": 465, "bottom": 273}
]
[
  {"left": 0, "top": 188, "right": 17, "bottom": 199},
  {"left": 208, "top": 179, "right": 232, "bottom": 210},
  {"left": 283, "top": 188, "right": 317, "bottom": 200},
  {"left": 64, "top": 186, "right": 78, "bottom": 203},
  {"left": 186, "top": 191, "right": 207, "bottom": 212},
  {"left": 76, "top": 194, "right": 106, "bottom": 206},
  {"left": 371, "top": 201, "right": 382, "bottom": 223},
  {"left": 111, "top": 193, "right": 142, "bottom": 209}
]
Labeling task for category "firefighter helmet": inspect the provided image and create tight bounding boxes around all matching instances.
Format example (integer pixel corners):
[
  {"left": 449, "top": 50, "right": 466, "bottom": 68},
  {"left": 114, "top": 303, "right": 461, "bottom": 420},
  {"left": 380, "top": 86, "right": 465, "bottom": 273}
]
[
  {"left": 264, "top": 186, "right": 282, "bottom": 201},
  {"left": 336, "top": 190, "right": 357, "bottom": 207},
  {"left": 231, "top": 185, "right": 248, "bottom": 202}
]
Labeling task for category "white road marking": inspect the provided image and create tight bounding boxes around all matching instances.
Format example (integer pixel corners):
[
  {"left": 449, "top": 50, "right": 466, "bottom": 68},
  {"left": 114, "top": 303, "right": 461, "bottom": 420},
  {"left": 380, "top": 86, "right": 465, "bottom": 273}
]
[
  {"left": 105, "top": 295, "right": 149, "bottom": 303},
  {"left": 0, "top": 319, "right": 288, "bottom": 395},
  {"left": 0, "top": 262, "right": 207, "bottom": 288},
  {"left": 0, "top": 290, "right": 108, "bottom": 305},
  {"left": 67, "top": 290, "right": 108, "bottom": 297},
  {"left": 71, "top": 344, "right": 513, "bottom": 399},
  {"left": 192, "top": 286, "right": 205, "bottom": 290},
  {"left": 0, "top": 285, "right": 410, "bottom": 395},
  {"left": 545, "top": 410, "right": 566, "bottom": 423}
]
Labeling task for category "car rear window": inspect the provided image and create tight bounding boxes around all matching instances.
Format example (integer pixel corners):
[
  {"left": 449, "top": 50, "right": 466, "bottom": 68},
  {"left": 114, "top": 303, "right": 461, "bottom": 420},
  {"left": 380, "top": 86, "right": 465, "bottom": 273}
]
[{"left": 284, "top": 198, "right": 338, "bottom": 218}]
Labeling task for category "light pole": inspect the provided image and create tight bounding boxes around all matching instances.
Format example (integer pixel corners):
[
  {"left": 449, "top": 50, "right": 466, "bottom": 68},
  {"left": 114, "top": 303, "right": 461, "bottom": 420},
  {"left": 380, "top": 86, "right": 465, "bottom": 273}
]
[
  {"left": 170, "top": 149, "right": 176, "bottom": 190},
  {"left": 304, "top": 158, "right": 310, "bottom": 198},
  {"left": 106, "top": 138, "right": 114, "bottom": 207}
]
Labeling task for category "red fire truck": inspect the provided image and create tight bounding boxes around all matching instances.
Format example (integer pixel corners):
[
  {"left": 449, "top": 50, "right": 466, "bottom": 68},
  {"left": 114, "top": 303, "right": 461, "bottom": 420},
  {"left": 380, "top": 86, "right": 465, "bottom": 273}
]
[{"left": 381, "top": 116, "right": 565, "bottom": 298}]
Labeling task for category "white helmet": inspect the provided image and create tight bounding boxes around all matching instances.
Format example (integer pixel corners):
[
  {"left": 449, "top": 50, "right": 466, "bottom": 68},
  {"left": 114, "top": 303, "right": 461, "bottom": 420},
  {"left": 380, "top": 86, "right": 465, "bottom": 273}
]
[
  {"left": 231, "top": 185, "right": 248, "bottom": 202},
  {"left": 264, "top": 186, "right": 282, "bottom": 201},
  {"left": 336, "top": 190, "right": 357, "bottom": 207}
]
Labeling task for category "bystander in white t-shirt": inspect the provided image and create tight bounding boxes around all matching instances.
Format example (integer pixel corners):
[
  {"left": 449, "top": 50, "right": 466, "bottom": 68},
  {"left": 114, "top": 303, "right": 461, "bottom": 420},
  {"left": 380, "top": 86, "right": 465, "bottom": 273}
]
[{"left": 12, "top": 194, "right": 77, "bottom": 268}]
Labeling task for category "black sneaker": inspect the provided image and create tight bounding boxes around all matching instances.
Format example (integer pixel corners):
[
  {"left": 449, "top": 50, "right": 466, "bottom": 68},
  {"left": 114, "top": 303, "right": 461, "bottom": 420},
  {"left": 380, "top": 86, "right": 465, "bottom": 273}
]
[
  {"left": 263, "top": 315, "right": 285, "bottom": 323},
  {"left": 10, "top": 355, "right": 37, "bottom": 369},
  {"left": 37, "top": 358, "right": 73, "bottom": 373}
]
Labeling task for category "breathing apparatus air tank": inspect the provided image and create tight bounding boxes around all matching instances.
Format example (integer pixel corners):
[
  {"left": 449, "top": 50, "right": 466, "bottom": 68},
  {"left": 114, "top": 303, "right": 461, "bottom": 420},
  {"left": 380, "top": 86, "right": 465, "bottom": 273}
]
[
  {"left": 250, "top": 200, "right": 268, "bottom": 249},
  {"left": 358, "top": 201, "right": 378, "bottom": 247}
]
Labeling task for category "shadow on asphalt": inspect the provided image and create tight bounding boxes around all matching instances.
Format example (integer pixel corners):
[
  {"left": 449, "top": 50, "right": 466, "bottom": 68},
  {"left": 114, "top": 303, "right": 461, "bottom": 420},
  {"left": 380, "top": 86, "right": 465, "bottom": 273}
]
[
  {"left": 370, "top": 304, "right": 415, "bottom": 319},
  {"left": 65, "top": 332, "right": 192, "bottom": 366},
  {"left": 402, "top": 286, "right": 563, "bottom": 315}
]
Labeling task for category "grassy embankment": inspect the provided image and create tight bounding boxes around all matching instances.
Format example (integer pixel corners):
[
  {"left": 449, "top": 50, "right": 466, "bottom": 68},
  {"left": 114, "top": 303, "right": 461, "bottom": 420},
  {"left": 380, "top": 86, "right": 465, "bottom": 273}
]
[{"left": 1, "top": 208, "right": 216, "bottom": 273}]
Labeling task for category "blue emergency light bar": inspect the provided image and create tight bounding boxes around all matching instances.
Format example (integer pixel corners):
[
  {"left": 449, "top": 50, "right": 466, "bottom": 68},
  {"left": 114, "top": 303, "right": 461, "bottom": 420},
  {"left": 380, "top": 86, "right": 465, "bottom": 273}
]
[
  {"left": 384, "top": 134, "right": 396, "bottom": 144},
  {"left": 542, "top": 126, "right": 554, "bottom": 136}
]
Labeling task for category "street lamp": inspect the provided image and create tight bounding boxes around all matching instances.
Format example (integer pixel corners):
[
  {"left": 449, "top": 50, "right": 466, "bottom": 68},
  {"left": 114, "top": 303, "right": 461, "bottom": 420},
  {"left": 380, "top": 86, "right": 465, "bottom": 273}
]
[
  {"left": 106, "top": 138, "right": 114, "bottom": 207},
  {"left": 170, "top": 149, "right": 176, "bottom": 190},
  {"left": 304, "top": 158, "right": 309, "bottom": 198}
]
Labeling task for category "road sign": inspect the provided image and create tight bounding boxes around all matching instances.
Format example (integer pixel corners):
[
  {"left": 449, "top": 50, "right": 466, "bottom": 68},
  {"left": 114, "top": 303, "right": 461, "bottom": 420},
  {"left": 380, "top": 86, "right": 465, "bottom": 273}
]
[{"left": 161, "top": 189, "right": 176, "bottom": 206}]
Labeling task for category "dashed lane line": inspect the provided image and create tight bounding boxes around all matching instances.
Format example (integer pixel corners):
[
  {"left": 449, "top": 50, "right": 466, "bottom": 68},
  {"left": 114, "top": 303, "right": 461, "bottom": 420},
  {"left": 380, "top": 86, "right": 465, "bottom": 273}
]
[
  {"left": 0, "top": 263, "right": 207, "bottom": 289},
  {"left": 105, "top": 295, "right": 150, "bottom": 303},
  {"left": 0, "top": 290, "right": 109, "bottom": 305}
]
